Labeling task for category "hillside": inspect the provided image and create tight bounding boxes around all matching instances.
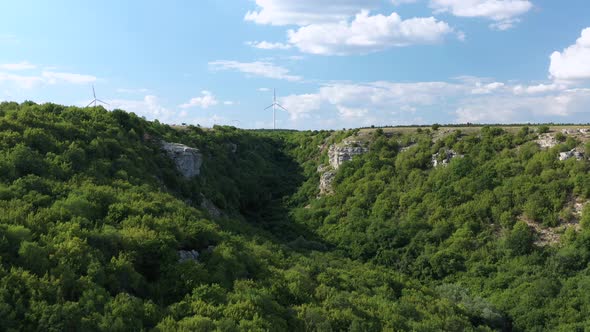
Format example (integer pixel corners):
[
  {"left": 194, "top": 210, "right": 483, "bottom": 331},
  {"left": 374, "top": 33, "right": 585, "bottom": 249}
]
[{"left": 1, "top": 102, "right": 590, "bottom": 331}]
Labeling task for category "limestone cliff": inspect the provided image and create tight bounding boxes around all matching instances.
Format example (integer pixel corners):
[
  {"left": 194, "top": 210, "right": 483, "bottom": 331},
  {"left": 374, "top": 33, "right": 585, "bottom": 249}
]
[
  {"left": 328, "top": 142, "right": 369, "bottom": 169},
  {"left": 161, "top": 141, "right": 203, "bottom": 178}
]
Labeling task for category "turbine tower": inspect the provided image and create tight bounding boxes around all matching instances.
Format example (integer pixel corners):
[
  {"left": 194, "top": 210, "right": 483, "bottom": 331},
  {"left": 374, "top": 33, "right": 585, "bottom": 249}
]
[
  {"left": 86, "top": 85, "right": 109, "bottom": 108},
  {"left": 264, "top": 89, "right": 287, "bottom": 130}
]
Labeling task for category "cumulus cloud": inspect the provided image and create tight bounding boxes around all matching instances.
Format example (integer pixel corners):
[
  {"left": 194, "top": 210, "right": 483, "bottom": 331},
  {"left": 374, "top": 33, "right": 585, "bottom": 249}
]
[
  {"left": 0, "top": 61, "right": 36, "bottom": 71},
  {"left": 455, "top": 89, "right": 590, "bottom": 123},
  {"left": 279, "top": 93, "right": 322, "bottom": 120},
  {"left": 246, "top": 41, "right": 292, "bottom": 50},
  {"left": 244, "top": 0, "right": 380, "bottom": 26},
  {"left": 337, "top": 105, "right": 369, "bottom": 119},
  {"left": 42, "top": 71, "right": 97, "bottom": 84},
  {"left": 549, "top": 27, "right": 590, "bottom": 82},
  {"left": 209, "top": 60, "right": 302, "bottom": 81},
  {"left": 287, "top": 10, "right": 455, "bottom": 55},
  {"left": 513, "top": 83, "right": 565, "bottom": 95},
  {"left": 269, "top": 76, "right": 590, "bottom": 128},
  {"left": 471, "top": 82, "right": 504, "bottom": 94},
  {"left": 179, "top": 90, "right": 219, "bottom": 109},
  {"left": 430, "top": 0, "right": 533, "bottom": 30},
  {"left": 0, "top": 68, "right": 96, "bottom": 89},
  {"left": 108, "top": 95, "right": 179, "bottom": 123}
]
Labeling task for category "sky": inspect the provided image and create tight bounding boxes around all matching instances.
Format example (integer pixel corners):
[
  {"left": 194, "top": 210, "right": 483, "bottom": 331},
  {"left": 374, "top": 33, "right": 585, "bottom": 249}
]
[{"left": 0, "top": 0, "right": 589, "bottom": 129}]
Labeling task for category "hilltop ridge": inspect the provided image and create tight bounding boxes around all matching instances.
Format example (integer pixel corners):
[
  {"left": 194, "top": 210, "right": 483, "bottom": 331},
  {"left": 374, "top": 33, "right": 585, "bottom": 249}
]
[{"left": 2, "top": 102, "right": 590, "bottom": 330}]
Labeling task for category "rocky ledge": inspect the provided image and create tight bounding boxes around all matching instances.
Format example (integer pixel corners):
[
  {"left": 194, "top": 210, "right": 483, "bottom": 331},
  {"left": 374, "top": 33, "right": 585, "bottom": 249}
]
[
  {"left": 161, "top": 141, "right": 203, "bottom": 178},
  {"left": 328, "top": 142, "right": 369, "bottom": 169}
]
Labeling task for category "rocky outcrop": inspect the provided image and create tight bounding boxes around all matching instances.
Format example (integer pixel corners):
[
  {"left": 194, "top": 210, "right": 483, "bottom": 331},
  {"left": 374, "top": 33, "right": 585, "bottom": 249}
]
[
  {"left": 226, "top": 142, "right": 237, "bottom": 154},
  {"left": 178, "top": 250, "right": 200, "bottom": 263},
  {"left": 432, "top": 149, "right": 463, "bottom": 167},
  {"left": 559, "top": 148, "right": 584, "bottom": 161},
  {"left": 536, "top": 133, "right": 557, "bottom": 149},
  {"left": 328, "top": 142, "right": 369, "bottom": 169},
  {"left": 318, "top": 164, "right": 336, "bottom": 195},
  {"left": 162, "top": 141, "right": 203, "bottom": 178}
]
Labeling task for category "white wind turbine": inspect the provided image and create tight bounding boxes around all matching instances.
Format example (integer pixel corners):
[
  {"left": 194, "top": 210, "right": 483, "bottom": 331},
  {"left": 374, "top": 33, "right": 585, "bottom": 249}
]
[
  {"left": 264, "top": 89, "right": 288, "bottom": 130},
  {"left": 86, "top": 85, "right": 109, "bottom": 108}
]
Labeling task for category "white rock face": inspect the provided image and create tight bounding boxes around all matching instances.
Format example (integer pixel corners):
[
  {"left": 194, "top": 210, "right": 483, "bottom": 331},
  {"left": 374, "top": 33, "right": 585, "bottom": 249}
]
[
  {"left": 559, "top": 148, "right": 584, "bottom": 161},
  {"left": 432, "top": 149, "right": 463, "bottom": 167},
  {"left": 536, "top": 134, "right": 557, "bottom": 149},
  {"left": 178, "top": 250, "right": 199, "bottom": 263},
  {"left": 162, "top": 141, "right": 203, "bottom": 178},
  {"left": 319, "top": 170, "right": 336, "bottom": 195},
  {"left": 328, "top": 143, "right": 369, "bottom": 169}
]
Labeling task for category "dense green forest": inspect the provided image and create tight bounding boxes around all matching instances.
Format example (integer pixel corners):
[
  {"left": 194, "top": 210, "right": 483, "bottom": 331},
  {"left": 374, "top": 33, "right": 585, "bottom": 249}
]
[{"left": 1, "top": 101, "right": 590, "bottom": 331}]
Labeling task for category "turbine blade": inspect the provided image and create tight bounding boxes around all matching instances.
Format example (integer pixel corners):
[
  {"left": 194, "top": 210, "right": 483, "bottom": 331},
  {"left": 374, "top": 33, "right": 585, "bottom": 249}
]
[
  {"left": 277, "top": 103, "right": 288, "bottom": 111},
  {"left": 96, "top": 99, "right": 109, "bottom": 105},
  {"left": 264, "top": 104, "right": 274, "bottom": 110},
  {"left": 86, "top": 99, "right": 96, "bottom": 107},
  {"left": 93, "top": 85, "right": 96, "bottom": 99}
]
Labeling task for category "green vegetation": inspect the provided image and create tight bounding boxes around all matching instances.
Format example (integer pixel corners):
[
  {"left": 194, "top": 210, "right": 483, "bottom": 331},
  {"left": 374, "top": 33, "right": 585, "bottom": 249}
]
[{"left": 1, "top": 101, "right": 590, "bottom": 331}]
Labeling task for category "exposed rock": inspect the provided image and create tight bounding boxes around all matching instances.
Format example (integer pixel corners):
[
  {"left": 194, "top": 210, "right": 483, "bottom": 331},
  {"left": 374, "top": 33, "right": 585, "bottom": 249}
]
[
  {"left": 400, "top": 143, "right": 417, "bottom": 152},
  {"left": 432, "top": 149, "right": 463, "bottom": 168},
  {"left": 328, "top": 142, "right": 368, "bottom": 169},
  {"left": 319, "top": 170, "right": 336, "bottom": 195},
  {"left": 521, "top": 216, "right": 580, "bottom": 247},
  {"left": 226, "top": 142, "right": 237, "bottom": 154},
  {"left": 200, "top": 195, "right": 222, "bottom": 218},
  {"left": 536, "top": 133, "right": 557, "bottom": 149},
  {"left": 178, "top": 250, "right": 199, "bottom": 263},
  {"left": 162, "top": 141, "right": 203, "bottom": 178},
  {"left": 558, "top": 148, "right": 584, "bottom": 161}
]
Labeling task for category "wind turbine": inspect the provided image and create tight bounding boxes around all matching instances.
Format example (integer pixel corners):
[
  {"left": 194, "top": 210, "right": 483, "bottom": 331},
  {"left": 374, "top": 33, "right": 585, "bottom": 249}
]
[
  {"left": 264, "top": 89, "right": 287, "bottom": 130},
  {"left": 86, "top": 85, "right": 109, "bottom": 108}
]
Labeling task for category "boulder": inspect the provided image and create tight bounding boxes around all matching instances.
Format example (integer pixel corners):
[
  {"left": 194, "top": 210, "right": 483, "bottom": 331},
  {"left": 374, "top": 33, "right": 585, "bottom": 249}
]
[
  {"left": 559, "top": 148, "right": 584, "bottom": 161},
  {"left": 162, "top": 141, "right": 203, "bottom": 178}
]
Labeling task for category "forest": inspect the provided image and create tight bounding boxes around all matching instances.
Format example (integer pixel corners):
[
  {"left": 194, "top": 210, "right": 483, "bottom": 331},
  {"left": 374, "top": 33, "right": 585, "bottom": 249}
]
[{"left": 1, "top": 101, "right": 590, "bottom": 331}]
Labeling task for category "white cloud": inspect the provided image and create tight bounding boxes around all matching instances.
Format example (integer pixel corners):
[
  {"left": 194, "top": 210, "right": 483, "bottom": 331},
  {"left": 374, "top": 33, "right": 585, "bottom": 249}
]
[
  {"left": 179, "top": 90, "right": 219, "bottom": 109},
  {"left": 0, "top": 61, "right": 36, "bottom": 71},
  {"left": 209, "top": 60, "right": 302, "bottom": 81},
  {"left": 471, "top": 81, "right": 504, "bottom": 94},
  {"left": 279, "top": 93, "right": 322, "bottom": 120},
  {"left": 549, "top": 27, "right": 590, "bottom": 82},
  {"left": 513, "top": 83, "right": 565, "bottom": 95},
  {"left": 223, "top": 101, "right": 234, "bottom": 105},
  {"left": 245, "top": 0, "right": 380, "bottom": 26},
  {"left": 430, "top": 0, "right": 533, "bottom": 30},
  {"left": 246, "top": 41, "right": 292, "bottom": 50},
  {"left": 108, "top": 95, "right": 178, "bottom": 123},
  {"left": 337, "top": 105, "right": 368, "bottom": 119},
  {"left": 42, "top": 71, "right": 97, "bottom": 84},
  {"left": 455, "top": 89, "right": 590, "bottom": 123},
  {"left": 258, "top": 87, "right": 270, "bottom": 92},
  {"left": 0, "top": 72, "right": 43, "bottom": 89},
  {"left": 269, "top": 76, "right": 590, "bottom": 128},
  {"left": 287, "top": 10, "right": 454, "bottom": 55}
]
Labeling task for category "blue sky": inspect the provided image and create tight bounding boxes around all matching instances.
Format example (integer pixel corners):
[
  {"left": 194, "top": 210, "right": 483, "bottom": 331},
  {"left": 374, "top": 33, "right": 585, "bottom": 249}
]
[{"left": 0, "top": 0, "right": 589, "bottom": 129}]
